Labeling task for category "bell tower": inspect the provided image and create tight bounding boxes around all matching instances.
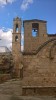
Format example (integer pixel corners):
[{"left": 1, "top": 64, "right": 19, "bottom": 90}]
[{"left": 12, "top": 17, "right": 21, "bottom": 77}]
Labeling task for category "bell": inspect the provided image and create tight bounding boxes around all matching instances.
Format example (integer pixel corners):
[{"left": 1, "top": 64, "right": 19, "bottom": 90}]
[{"left": 34, "top": 29, "right": 35, "bottom": 32}]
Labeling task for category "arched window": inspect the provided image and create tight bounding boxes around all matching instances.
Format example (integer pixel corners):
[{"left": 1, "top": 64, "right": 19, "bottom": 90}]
[
  {"left": 15, "top": 35, "right": 18, "bottom": 42},
  {"left": 16, "top": 24, "right": 19, "bottom": 33},
  {"left": 32, "top": 23, "right": 39, "bottom": 37}
]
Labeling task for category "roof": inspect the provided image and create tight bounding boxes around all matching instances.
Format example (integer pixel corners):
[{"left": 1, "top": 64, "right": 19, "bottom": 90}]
[
  {"left": 23, "top": 19, "right": 47, "bottom": 27},
  {"left": 23, "top": 18, "right": 46, "bottom": 23},
  {"left": 0, "top": 46, "right": 10, "bottom": 53}
]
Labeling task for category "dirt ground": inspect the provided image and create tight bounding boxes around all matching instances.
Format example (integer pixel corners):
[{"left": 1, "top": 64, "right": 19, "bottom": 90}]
[{"left": 0, "top": 94, "right": 56, "bottom": 100}]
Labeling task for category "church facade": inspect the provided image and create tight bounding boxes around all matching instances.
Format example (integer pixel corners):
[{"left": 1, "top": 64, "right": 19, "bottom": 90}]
[{"left": 12, "top": 17, "right": 56, "bottom": 95}]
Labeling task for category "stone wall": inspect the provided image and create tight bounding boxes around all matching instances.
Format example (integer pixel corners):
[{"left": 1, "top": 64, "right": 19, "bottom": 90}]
[
  {"left": 0, "top": 53, "right": 14, "bottom": 82},
  {"left": 22, "top": 86, "right": 56, "bottom": 96},
  {"left": 22, "top": 19, "right": 56, "bottom": 88},
  {"left": 23, "top": 19, "right": 48, "bottom": 53},
  {"left": 22, "top": 39, "right": 56, "bottom": 87}
]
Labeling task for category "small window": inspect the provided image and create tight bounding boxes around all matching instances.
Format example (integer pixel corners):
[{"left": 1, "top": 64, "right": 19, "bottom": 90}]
[
  {"left": 15, "top": 35, "right": 18, "bottom": 42},
  {"left": 32, "top": 23, "right": 39, "bottom": 37},
  {"left": 16, "top": 24, "right": 19, "bottom": 33}
]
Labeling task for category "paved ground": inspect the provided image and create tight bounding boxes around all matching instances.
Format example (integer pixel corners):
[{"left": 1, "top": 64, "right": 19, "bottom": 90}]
[
  {"left": 0, "top": 94, "right": 56, "bottom": 100},
  {"left": 0, "top": 79, "right": 56, "bottom": 100},
  {"left": 0, "top": 79, "right": 22, "bottom": 96}
]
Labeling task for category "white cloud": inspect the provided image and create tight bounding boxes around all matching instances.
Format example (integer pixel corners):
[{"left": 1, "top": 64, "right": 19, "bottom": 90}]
[
  {"left": 0, "top": 27, "right": 24, "bottom": 51},
  {"left": 0, "top": 27, "right": 12, "bottom": 50},
  {"left": 0, "top": 0, "right": 16, "bottom": 7},
  {"left": 21, "top": 0, "right": 33, "bottom": 11}
]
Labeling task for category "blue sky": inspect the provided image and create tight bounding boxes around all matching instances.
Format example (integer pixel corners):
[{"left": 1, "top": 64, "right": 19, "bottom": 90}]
[{"left": 0, "top": 0, "right": 56, "bottom": 50}]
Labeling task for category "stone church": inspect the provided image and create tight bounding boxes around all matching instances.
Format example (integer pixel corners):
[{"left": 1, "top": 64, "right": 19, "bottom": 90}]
[{"left": 0, "top": 17, "right": 56, "bottom": 96}]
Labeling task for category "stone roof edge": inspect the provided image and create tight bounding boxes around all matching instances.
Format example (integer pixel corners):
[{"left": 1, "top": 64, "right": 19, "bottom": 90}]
[
  {"left": 23, "top": 19, "right": 47, "bottom": 27},
  {"left": 48, "top": 34, "right": 56, "bottom": 37},
  {"left": 23, "top": 19, "right": 47, "bottom": 23}
]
